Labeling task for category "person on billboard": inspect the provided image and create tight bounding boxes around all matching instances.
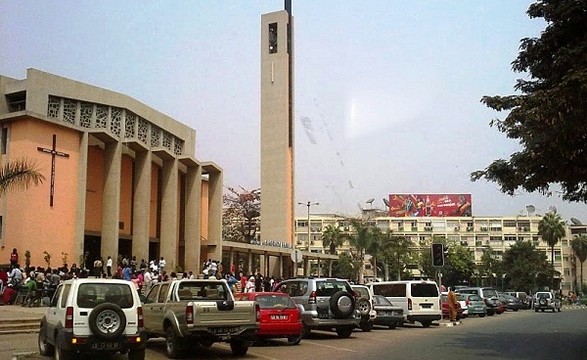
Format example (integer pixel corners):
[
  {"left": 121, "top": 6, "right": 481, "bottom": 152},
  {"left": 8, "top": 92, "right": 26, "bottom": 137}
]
[{"left": 452, "top": 195, "right": 472, "bottom": 216}]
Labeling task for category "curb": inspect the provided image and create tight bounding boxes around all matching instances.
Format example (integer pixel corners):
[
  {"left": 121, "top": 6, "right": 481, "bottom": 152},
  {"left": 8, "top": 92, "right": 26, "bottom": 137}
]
[{"left": 11, "top": 352, "right": 38, "bottom": 360}]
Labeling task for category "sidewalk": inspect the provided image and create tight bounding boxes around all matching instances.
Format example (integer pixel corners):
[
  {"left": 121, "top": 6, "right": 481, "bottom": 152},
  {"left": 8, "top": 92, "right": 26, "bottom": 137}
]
[{"left": 0, "top": 304, "right": 46, "bottom": 321}]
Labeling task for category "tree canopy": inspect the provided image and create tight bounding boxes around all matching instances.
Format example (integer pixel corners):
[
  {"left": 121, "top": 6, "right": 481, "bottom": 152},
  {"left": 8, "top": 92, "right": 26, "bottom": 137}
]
[
  {"left": 471, "top": 0, "right": 587, "bottom": 202},
  {"left": 502, "top": 240, "right": 552, "bottom": 292},
  {"left": 538, "top": 212, "right": 566, "bottom": 265},
  {"left": 222, "top": 186, "right": 260, "bottom": 243}
]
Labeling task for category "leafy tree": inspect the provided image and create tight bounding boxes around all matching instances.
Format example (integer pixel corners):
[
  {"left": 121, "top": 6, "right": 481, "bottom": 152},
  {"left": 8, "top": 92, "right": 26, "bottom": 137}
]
[
  {"left": 478, "top": 246, "right": 502, "bottom": 287},
  {"left": 321, "top": 224, "right": 346, "bottom": 255},
  {"left": 471, "top": 0, "right": 587, "bottom": 202},
  {"left": 378, "top": 232, "right": 414, "bottom": 281},
  {"left": 347, "top": 218, "right": 377, "bottom": 283},
  {"left": 0, "top": 159, "right": 44, "bottom": 195},
  {"left": 222, "top": 186, "right": 260, "bottom": 243},
  {"left": 443, "top": 244, "right": 475, "bottom": 287},
  {"left": 538, "top": 212, "right": 566, "bottom": 266},
  {"left": 419, "top": 235, "right": 446, "bottom": 281},
  {"left": 331, "top": 252, "right": 357, "bottom": 281},
  {"left": 571, "top": 234, "right": 587, "bottom": 289},
  {"left": 502, "top": 240, "right": 553, "bottom": 292}
]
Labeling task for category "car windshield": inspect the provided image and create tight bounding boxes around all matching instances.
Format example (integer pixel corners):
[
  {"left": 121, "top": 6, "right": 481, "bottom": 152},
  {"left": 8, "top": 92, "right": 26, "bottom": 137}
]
[
  {"left": 255, "top": 294, "right": 296, "bottom": 309},
  {"left": 316, "top": 280, "right": 351, "bottom": 297},
  {"left": 536, "top": 293, "right": 551, "bottom": 299},
  {"left": 456, "top": 294, "right": 466, "bottom": 301},
  {"left": 77, "top": 283, "right": 134, "bottom": 309},
  {"left": 482, "top": 289, "right": 498, "bottom": 298},
  {"left": 352, "top": 286, "right": 370, "bottom": 298},
  {"left": 373, "top": 295, "right": 392, "bottom": 306}
]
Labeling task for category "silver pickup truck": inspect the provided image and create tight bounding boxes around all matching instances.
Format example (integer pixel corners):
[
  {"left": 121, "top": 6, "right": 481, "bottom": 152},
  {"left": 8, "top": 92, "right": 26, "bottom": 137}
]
[{"left": 141, "top": 279, "right": 258, "bottom": 358}]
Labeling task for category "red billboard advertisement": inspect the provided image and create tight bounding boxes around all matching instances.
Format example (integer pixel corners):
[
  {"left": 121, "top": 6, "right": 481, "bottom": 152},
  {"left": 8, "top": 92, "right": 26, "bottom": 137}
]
[{"left": 388, "top": 194, "right": 472, "bottom": 217}]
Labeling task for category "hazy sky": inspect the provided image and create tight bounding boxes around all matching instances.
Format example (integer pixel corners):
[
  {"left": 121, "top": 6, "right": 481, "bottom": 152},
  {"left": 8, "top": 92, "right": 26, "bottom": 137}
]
[{"left": 2, "top": 1, "right": 586, "bottom": 221}]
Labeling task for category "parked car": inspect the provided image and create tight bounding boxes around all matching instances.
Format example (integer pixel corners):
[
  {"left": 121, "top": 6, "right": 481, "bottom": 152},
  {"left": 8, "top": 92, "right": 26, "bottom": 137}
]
[
  {"left": 370, "top": 295, "right": 403, "bottom": 329},
  {"left": 457, "top": 287, "right": 501, "bottom": 316},
  {"left": 440, "top": 293, "right": 463, "bottom": 320},
  {"left": 367, "top": 280, "right": 441, "bottom": 328},
  {"left": 142, "top": 279, "right": 258, "bottom": 357},
  {"left": 533, "top": 291, "right": 562, "bottom": 312},
  {"left": 500, "top": 293, "right": 522, "bottom": 311},
  {"left": 351, "top": 285, "right": 377, "bottom": 332},
  {"left": 458, "top": 293, "right": 486, "bottom": 317},
  {"left": 276, "top": 278, "right": 360, "bottom": 338},
  {"left": 506, "top": 291, "right": 531, "bottom": 309},
  {"left": 235, "top": 292, "right": 303, "bottom": 345},
  {"left": 38, "top": 278, "right": 147, "bottom": 360}
]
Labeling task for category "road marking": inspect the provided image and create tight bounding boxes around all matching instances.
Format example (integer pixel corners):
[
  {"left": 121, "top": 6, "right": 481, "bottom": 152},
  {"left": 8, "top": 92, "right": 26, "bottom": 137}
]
[
  {"left": 215, "top": 343, "right": 280, "bottom": 360},
  {"left": 303, "top": 341, "right": 358, "bottom": 352}
]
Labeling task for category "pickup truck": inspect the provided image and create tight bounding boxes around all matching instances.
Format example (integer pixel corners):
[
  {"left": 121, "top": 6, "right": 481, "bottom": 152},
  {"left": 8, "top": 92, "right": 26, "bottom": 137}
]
[{"left": 141, "top": 279, "right": 258, "bottom": 358}]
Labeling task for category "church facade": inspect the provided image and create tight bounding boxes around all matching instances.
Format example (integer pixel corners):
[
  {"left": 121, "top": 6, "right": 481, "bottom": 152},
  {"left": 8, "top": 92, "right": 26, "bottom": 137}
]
[{"left": 0, "top": 69, "right": 222, "bottom": 273}]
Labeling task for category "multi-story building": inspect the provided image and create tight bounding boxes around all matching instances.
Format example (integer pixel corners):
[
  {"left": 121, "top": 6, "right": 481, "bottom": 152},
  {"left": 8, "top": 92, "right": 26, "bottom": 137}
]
[{"left": 294, "top": 213, "right": 581, "bottom": 293}]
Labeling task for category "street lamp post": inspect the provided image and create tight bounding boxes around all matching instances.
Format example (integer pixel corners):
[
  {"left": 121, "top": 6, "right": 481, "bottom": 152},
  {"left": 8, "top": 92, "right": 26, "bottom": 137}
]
[{"left": 298, "top": 201, "right": 319, "bottom": 275}]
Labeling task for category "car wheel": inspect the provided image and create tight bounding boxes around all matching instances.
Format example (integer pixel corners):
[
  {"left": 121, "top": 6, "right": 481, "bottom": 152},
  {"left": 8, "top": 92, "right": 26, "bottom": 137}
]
[
  {"left": 128, "top": 348, "right": 146, "bottom": 360},
  {"left": 421, "top": 321, "right": 431, "bottom": 328},
  {"left": 330, "top": 291, "right": 355, "bottom": 319},
  {"left": 388, "top": 323, "right": 397, "bottom": 329},
  {"left": 356, "top": 298, "right": 371, "bottom": 316},
  {"left": 558, "top": 308, "right": 562, "bottom": 312},
  {"left": 534, "top": 308, "right": 538, "bottom": 312},
  {"left": 166, "top": 327, "right": 185, "bottom": 359},
  {"left": 335, "top": 326, "right": 354, "bottom": 338},
  {"left": 230, "top": 340, "right": 249, "bottom": 356},
  {"left": 88, "top": 303, "right": 126, "bottom": 339},
  {"left": 360, "top": 321, "right": 373, "bottom": 332},
  {"left": 479, "top": 314, "right": 485, "bottom": 318},
  {"left": 38, "top": 322, "right": 55, "bottom": 356},
  {"left": 55, "top": 343, "right": 72, "bottom": 360}
]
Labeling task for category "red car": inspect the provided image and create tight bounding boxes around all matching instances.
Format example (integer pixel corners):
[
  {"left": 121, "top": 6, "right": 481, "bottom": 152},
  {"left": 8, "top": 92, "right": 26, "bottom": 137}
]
[
  {"left": 440, "top": 294, "right": 464, "bottom": 320},
  {"left": 235, "top": 292, "right": 303, "bottom": 345}
]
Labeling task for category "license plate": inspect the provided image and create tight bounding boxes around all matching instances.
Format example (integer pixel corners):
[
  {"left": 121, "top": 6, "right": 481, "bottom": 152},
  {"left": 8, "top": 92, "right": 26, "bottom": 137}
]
[
  {"left": 91, "top": 342, "right": 120, "bottom": 350},
  {"left": 270, "top": 314, "right": 289, "bottom": 320},
  {"left": 421, "top": 304, "right": 432, "bottom": 309},
  {"left": 210, "top": 327, "right": 238, "bottom": 335}
]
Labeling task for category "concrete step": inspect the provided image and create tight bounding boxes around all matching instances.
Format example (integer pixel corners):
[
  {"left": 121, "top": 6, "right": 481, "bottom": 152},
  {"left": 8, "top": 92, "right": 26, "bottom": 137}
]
[{"left": 0, "top": 319, "right": 40, "bottom": 335}]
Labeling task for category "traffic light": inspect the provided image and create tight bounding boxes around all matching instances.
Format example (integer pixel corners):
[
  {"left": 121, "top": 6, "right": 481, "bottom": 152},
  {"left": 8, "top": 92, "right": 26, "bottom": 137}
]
[{"left": 432, "top": 243, "right": 444, "bottom": 267}]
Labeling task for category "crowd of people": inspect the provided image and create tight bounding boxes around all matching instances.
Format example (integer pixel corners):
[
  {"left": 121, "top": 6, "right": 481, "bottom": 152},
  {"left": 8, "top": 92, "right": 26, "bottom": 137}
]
[{"left": 1, "top": 248, "right": 285, "bottom": 306}]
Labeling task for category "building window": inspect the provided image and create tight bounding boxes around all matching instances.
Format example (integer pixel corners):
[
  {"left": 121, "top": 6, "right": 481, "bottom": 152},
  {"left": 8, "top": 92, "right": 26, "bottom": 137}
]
[
  {"left": 1, "top": 127, "right": 7, "bottom": 154},
  {"left": 6, "top": 91, "right": 26, "bottom": 112},
  {"left": 268, "top": 23, "right": 278, "bottom": 53}
]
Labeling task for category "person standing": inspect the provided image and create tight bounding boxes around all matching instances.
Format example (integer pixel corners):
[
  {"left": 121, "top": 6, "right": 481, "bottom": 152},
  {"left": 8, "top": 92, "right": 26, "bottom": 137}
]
[
  {"left": 448, "top": 287, "right": 459, "bottom": 323},
  {"left": 9, "top": 249, "right": 18, "bottom": 267},
  {"left": 106, "top": 256, "right": 113, "bottom": 278}
]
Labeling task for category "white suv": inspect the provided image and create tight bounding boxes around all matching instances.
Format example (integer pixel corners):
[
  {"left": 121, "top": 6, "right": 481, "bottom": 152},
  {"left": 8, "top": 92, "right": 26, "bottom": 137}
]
[
  {"left": 38, "top": 278, "right": 147, "bottom": 360},
  {"left": 533, "top": 291, "right": 562, "bottom": 312}
]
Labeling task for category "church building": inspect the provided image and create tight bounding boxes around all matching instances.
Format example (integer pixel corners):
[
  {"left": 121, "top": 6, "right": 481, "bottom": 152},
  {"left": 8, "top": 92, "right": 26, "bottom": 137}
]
[{"left": 0, "top": 69, "right": 222, "bottom": 273}]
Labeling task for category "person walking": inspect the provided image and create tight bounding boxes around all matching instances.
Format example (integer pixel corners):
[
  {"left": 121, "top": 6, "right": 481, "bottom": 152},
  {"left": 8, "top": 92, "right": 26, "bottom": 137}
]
[
  {"left": 106, "top": 256, "right": 113, "bottom": 278},
  {"left": 448, "top": 287, "right": 459, "bottom": 323}
]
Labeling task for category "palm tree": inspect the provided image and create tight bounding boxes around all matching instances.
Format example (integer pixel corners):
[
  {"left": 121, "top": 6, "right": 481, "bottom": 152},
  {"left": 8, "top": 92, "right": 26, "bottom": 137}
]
[
  {"left": 0, "top": 159, "right": 44, "bottom": 195},
  {"left": 571, "top": 234, "right": 587, "bottom": 291},
  {"left": 538, "top": 212, "right": 566, "bottom": 266},
  {"left": 321, "top": 224, "right": 345, "bottom": 255},
  {"left": 348, "top": 219, "right": 376, "bottom": 284}
]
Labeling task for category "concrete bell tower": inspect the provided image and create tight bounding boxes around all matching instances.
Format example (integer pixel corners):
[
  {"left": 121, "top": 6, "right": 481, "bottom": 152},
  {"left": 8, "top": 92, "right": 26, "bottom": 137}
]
[{"left": 260, "top": 2, "right": 295, "bottom": 250}]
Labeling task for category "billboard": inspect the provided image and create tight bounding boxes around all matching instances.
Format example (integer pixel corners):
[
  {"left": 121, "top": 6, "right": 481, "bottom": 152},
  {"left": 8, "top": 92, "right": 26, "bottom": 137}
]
[{"left": 388, "top": 193, "right": 472, "bottom": 217}]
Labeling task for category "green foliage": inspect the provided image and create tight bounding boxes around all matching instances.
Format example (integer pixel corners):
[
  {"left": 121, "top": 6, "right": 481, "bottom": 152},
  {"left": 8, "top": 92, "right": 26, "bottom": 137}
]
[
  {"left": 502, "top": 240, "right": 552, "bottom": 292},
  {"left": 538, "top": 212, "right": 566, "bottom": 265},
  {"left": 331, "top": 252, "right": 357, "bottom": 280},
  {"left": 0, "top": 158, "right": 45, "bottom": 195},
  {"left": 321, "top": 224, "right": 346, "bottom": 255},
  {"left": 571, "top": 234, "right": 587, "bottom": 288},
  {"left": 443, "top": 244, "right": 475, "bottom": 287},
  {"left": 471, "top": 0, "right": 587, "bottom": 202},
  {"left": 378, "top": 233, "right": 415, "bottom": 281}
]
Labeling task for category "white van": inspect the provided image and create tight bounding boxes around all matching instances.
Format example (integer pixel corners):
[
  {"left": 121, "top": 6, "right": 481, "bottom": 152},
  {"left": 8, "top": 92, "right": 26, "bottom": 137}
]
[{"left": 366, "top": 280, "right": 441, "bottom": 327}]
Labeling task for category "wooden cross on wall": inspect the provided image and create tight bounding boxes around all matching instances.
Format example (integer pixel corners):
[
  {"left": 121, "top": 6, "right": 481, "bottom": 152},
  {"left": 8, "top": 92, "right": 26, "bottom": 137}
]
[{"left": 37, "top": 134, "right": 69, "bottom": 207}]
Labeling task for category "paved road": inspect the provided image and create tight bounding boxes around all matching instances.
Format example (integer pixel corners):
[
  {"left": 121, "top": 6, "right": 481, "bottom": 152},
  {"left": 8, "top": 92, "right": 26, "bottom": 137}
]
[{"left": 4, "top": 309, "right": 587, "bottom": 360}]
